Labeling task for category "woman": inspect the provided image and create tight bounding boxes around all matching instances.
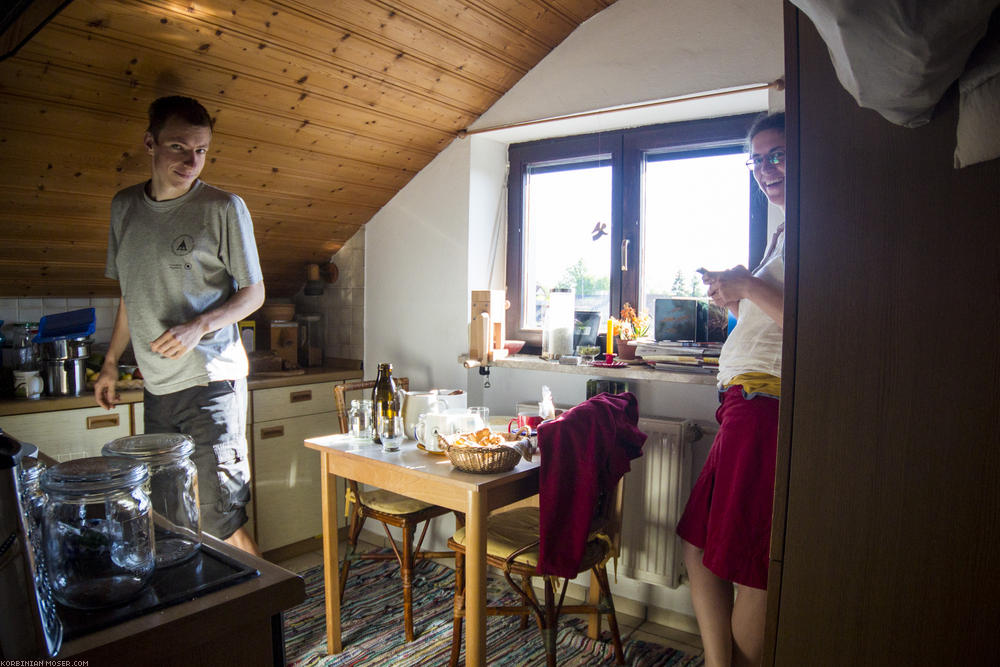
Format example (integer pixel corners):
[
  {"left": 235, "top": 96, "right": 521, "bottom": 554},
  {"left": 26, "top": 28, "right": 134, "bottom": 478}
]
[{"left": 676, "top": 111, "right": 786, "bottom": 667}]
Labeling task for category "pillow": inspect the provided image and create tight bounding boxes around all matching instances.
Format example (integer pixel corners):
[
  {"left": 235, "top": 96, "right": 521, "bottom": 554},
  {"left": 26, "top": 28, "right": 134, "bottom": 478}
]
[
  {"left": 792, "top": 0, "right": 999, "bottom": 127},
  {"left": 955, "top": 15, "right": 1000, "bottom": 167}
]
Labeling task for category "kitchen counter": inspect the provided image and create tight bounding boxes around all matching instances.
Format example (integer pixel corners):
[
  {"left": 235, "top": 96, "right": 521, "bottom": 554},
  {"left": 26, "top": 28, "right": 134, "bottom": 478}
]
[
  {"left": 0, "top": 366, "right": 363, "bottom": 416},
  {"left": 58, "top": 532, "right": 306, "bottom": 666}
]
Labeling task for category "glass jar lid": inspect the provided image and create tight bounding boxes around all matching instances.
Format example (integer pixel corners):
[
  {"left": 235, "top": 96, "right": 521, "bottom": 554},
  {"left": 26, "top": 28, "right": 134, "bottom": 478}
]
[
  {"left": 102, "top": 433, "right": 195, "bottom": 463},
  {"left": 40, "top": 456, "right": 148, "bottom": 495}
]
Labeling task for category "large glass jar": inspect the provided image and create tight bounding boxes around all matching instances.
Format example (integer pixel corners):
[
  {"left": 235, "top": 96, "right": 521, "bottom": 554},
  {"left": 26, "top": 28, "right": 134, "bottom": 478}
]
[
  {"left": 102, "top": 434, "right": 201, "bottom": 567},
  {"left": 541, "top": 288, "right": 575, "bottom": 360},
  {"left": 41, "top": 457, "right": 154, "bottom": 609},
  {"left": 348, "top": 399, "right": 373, "bottom": 439}
]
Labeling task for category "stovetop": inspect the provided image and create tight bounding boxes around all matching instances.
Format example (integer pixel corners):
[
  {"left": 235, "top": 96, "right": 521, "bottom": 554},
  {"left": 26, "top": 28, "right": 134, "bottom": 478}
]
[{"left": 57, "top": 540, "right": 259, "bottom": 640}]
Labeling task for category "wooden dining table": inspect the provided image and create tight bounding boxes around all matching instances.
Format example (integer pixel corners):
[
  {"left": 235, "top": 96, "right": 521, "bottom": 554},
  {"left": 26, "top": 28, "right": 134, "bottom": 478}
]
[{"left": 303, "top": 431, "right": 540, "bottom": 666}]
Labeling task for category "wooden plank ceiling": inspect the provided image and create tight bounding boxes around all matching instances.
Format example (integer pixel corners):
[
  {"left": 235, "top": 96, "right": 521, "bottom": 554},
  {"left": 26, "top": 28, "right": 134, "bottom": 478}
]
[{"left": 0, "top": 0, "right": 615, "bottom": 297}]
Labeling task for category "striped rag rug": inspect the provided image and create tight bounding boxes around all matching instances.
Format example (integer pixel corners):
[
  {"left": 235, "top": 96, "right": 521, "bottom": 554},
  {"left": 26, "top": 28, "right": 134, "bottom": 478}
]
[{"left": 283, "top": 555, "right": 704, "bottom": 666}]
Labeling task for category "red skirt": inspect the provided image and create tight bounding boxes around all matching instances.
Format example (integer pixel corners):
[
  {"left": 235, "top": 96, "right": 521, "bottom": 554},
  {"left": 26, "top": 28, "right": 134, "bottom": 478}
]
[{"left": 676, "top": 385, "right": 779, "bottom": 590}]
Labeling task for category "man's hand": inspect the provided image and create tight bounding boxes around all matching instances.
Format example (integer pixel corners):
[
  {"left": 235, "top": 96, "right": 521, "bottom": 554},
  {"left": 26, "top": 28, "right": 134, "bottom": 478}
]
[
  {"left": 150, "top": 318, "right": 208, "bottom": 360},
  {"left": 94, "top": 364, "right": 120, "bottom": 410}
]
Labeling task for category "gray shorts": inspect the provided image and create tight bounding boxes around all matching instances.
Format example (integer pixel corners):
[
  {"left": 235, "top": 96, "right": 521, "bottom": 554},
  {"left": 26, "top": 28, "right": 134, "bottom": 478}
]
[{"left": 144, "top": 379, "right": 250, "bottom": 540}]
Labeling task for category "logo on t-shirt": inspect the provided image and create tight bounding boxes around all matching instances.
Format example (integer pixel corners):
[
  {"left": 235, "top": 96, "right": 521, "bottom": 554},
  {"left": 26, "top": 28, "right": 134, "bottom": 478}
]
[{"left": 172, "top": 235, "right": 195, "bottom": 256}]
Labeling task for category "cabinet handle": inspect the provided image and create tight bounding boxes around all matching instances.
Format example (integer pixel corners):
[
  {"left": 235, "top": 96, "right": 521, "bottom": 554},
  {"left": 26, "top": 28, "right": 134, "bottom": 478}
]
[
  {"left": 260, "top": 425, "right": 284, "bottom": 439},
  {"left": 87, "top": 414, "right": 120, "bottom": 430},
  {"left": 290, "top": 390, "right": 312, "bottom": 403}
]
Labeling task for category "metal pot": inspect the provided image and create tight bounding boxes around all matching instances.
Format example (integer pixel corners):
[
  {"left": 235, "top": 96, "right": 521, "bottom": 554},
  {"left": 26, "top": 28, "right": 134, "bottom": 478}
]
[
  {"left": 41, "top": 358, "right": 86, "bottom": 397},
  {"left": 37, "top": 337, "right": 90, "bottom": 362}
]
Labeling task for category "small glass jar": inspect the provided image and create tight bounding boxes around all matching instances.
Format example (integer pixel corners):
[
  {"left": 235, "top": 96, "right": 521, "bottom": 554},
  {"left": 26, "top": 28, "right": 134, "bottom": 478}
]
[
  {"left": 41, "top": 457, "right": 155, "bottom": 609},
  {"left": 102, "top": 434, "right": 201, "bottom": 567},
  {"left": 19, "top": 456, "right": 46, "bottom": 536},
  {"left": 348, "top": 399, "right": 373, "bottom": 439}
]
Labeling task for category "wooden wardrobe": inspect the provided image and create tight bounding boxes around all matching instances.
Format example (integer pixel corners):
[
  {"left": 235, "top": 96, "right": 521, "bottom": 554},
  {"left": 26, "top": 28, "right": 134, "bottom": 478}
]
[{"left": 765, "top": 6, "right": 1000, "bottom": 666}]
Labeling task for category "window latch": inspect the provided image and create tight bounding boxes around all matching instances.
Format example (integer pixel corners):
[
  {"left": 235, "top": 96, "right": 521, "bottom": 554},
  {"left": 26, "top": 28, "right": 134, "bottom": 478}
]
[{"left": 621, "top": 238, "right": 630, "bottom": 271}]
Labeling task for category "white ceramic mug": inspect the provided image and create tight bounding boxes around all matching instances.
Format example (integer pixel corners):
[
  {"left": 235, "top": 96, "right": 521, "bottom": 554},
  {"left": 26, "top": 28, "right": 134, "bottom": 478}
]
[
  {"left": 414, "top": 413, "right": 454, "bottom": 452},
  {"left": 13, "top": 370, "right": 43, "bottom": 400}
]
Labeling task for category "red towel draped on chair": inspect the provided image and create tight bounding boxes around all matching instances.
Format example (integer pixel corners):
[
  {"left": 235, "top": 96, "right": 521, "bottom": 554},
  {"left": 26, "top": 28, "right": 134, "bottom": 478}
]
[{"left": 536, "top": 392, "right": 646, "bottom": 577}]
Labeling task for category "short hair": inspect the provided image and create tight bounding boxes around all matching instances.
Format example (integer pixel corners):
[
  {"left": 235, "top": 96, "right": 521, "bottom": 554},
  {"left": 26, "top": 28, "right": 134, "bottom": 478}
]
[
  {"left": 147, "top": 96, "right": 213, "bottom": 141},
  {"left": 746, "top": 111, "right": 785, "bottom": 149}
]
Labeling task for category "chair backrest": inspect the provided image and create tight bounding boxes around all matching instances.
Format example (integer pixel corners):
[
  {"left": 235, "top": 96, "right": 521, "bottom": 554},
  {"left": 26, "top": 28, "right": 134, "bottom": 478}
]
[{"left": 334, "top": 377, "right": 409, "bottom": 433}]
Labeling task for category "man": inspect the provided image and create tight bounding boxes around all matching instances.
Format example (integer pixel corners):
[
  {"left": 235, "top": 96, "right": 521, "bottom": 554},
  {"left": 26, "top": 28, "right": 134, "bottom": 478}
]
[{"left": 95, "top": 96, "right": 265, "bottom": 555}]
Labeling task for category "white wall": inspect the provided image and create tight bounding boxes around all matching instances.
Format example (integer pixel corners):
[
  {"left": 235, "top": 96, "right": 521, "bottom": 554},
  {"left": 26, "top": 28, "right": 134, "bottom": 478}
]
[{"left": 364, "top": 0, "right": 784, "bottom": 618}]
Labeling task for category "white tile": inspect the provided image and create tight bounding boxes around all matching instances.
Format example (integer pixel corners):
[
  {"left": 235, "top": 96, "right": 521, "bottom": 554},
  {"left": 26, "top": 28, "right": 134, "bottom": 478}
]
[
  {"left": 41, "top": 298, "right": 67, "bottom": 315},
  {"left": 0, "top": 299, "right": 18, "bottom": 328},
  {"left": 66, "top": 298, "right": 91, "bottom": 309},
  {"left": 338, "top": 323, "right": 351, "bottom": 345},
  {"left": 17, "top": 300, "right": 42, "bottom": 324},
  {"left": 93, "top": 327, "right": 113, "bottom": 345},
  {"left": 93, "top": 306, "right": 116, "bottom": 332},
  {"left": 92, "top": 298, "right": 118, "bottom": 307},
  {"left": 351, "top": 306, "right": 364, "bottom": 328}
]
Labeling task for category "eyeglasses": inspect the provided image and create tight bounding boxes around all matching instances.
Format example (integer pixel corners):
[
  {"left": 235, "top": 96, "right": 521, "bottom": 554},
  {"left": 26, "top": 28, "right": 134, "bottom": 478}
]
[{"left": 745, "top": 150, "right": 785, "bottom": 170}]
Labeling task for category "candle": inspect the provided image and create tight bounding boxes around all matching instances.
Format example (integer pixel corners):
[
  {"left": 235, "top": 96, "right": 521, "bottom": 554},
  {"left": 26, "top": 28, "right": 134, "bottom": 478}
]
[{"left": 606, "top": 317, "right": 614, "bottom": 356}]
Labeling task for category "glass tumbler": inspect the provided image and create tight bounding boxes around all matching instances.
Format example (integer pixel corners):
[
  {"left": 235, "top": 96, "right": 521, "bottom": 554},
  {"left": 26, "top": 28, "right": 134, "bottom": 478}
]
[
  {"left": 102, "top": 434, "right": 201, "bottom": 567},
  {"left": 377, "top": 413, "right": 404, "bottom": 452},
  {"left": 349, "top": 399, "right": 373, "bottom": 439},
  {"left": 41, "top": 457, "right": 155, "bottom": 609}
]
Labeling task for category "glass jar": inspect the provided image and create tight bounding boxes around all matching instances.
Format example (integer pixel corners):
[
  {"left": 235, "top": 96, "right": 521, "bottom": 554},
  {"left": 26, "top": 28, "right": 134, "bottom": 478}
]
[
  {"left": 11, "top": 322, "right": 39, "bottom": 371},
  {"left": 349, "top": 399, "right": 373, "bottom": 439},
  {"left": 541, "top": 288, "right": 575, "bottom": 360},
  {"left": 102, "top": 434, "right": 201, "bottom": 567},
  {"left": 41, "top": 457, "right": 155, "bottom": 609}
]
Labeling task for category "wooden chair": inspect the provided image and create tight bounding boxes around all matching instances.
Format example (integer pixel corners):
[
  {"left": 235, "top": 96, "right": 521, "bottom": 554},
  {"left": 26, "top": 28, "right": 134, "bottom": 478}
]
[
  {"left": 446, "top": 480, "right": 626, "bottom": 666},
  {"left": 333, "top": 379, "right": 460, "bottom": 642}
]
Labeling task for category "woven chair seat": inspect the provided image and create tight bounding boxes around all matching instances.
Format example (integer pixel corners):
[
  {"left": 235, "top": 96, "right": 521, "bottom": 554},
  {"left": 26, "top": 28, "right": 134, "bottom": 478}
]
[
  {"left": 452, "top": 507, "right": 541, "bottom": 567},
  {"left": 360, "top": 489, "right": 438, "bottom": 515}
]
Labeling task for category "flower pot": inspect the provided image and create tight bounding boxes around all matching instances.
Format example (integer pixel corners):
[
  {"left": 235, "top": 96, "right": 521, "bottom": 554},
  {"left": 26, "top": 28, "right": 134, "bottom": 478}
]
[{"left": 616, "top": 337, "right": 637, "bottom": 360}]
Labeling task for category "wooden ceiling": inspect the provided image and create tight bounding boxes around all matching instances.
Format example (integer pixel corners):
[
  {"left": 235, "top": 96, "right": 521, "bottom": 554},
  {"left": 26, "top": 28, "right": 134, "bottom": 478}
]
[{"left": 0, "top": 0, "right": 615, "bottom": 297}]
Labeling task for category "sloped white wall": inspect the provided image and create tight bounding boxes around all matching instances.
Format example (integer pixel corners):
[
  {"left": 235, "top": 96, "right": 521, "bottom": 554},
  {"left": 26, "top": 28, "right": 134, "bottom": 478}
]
[{"left": 364, "top": 0, "right": 784, "bottom": 619}]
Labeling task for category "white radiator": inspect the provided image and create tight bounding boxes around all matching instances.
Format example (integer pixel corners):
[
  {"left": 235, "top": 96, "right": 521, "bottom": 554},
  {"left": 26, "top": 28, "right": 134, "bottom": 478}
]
[{"left": 620, "top": 416, "right": 707, "bottom": 589}]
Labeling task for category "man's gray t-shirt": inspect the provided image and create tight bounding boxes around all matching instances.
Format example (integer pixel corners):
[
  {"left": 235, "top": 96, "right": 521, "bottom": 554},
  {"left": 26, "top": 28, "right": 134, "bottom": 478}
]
[{"left": 106, "top": 180, "right": 263, "bottom": 395}]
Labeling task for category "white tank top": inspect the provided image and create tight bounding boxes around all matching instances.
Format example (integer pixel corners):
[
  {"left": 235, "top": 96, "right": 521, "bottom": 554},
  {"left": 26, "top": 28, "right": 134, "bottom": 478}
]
[{"left": 716, "top": 227, "right": 785, "bottom": 387}]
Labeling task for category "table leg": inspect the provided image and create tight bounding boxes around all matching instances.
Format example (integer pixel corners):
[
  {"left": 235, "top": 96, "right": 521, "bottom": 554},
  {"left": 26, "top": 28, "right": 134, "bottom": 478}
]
[
  {"left": 321, "top": 454, "right": 343, "bottom": 654},
  {"left": 465, "top": 490, "right": 487, "bottom": 666}
]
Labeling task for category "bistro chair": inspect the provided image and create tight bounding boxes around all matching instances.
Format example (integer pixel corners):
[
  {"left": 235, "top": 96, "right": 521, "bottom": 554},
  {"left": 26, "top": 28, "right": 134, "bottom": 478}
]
[
  {"left": 446, "top": 479, "right": 626, "bottom": 666},
  {"left": 333, "top": 379, "right": 460, "bottom": 642}
]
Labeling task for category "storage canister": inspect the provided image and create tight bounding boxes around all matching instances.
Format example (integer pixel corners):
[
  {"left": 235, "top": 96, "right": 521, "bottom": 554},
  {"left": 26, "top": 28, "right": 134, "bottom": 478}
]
[
  {"left": 102, "top": 434, "right": 201, "bottom": 567},
  {"left": 40, "top": 457, "right": 155, "bottom": 609}
]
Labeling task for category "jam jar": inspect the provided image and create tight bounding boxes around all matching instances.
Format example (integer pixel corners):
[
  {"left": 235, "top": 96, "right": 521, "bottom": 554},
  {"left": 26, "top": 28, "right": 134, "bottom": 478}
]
[
  {"left": 102, "top": 434, "right": 201, "bottom": 567},
  {"left": 40, "top": 456, "right": 155, "bottom": 609}
]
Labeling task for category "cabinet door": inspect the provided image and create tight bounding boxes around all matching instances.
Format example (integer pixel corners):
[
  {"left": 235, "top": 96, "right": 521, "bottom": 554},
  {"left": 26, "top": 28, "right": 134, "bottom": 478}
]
[
  {"left": 0, "top": 405, "right": 131, "bottom": 461},
  {"left": 252, "top": 381, "right": 337, "bottom": 423},
  {"left": 253, "top": 410, "right": 344, "bottom": 552}
]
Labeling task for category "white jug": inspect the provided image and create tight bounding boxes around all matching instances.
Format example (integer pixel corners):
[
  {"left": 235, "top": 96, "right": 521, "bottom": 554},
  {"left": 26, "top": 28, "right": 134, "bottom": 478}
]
[{"left": 399, "top": 389, "right": 466, "bottom": 439}]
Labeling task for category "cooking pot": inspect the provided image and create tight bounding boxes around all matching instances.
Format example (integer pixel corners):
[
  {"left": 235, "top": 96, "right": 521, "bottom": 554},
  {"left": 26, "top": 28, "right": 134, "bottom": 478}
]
[
  {"left": 41, "top": 358, "right": 86, "bottom": 397},
  {"left": 400, "top": 389, "right": 466, "bottom": 439},
  {"left": 37, "top": 336, "right": 90, "bottom": 362}
]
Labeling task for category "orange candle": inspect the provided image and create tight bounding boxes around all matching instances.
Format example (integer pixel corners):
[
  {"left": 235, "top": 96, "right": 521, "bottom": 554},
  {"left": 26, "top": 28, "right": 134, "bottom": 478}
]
[{"left": 606, "top": 317, "right": 615, "bottom": 355}]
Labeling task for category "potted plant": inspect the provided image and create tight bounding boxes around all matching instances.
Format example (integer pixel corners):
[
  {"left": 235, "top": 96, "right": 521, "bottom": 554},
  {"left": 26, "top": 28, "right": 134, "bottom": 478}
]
[{"left": 613, "top": 303, "right": 651, "bottom": 360}]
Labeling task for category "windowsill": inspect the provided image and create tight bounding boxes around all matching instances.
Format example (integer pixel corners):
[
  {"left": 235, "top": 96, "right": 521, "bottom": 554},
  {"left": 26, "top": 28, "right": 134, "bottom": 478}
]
[{"left": 460, "top": 354, "right": 719, "bottom": 386}]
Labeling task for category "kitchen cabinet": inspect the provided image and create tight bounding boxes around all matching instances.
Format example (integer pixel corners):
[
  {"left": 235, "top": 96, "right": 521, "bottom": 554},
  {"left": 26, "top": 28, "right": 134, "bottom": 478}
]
[
  {"left": 0, "top": 404, "right": 131, "bottom": 461},
  {"left": 251, "top": 380, "right": 347, "bottom": 554}
]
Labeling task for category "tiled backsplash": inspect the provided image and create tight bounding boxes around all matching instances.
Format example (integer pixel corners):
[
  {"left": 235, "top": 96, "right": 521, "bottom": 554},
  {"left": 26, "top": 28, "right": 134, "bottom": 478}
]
[
  {"left": 0, "top": 297, "right": 118, "bottom": 347},
  {"left": 2, "top": 228, "right": 366, "bottom": 363}
]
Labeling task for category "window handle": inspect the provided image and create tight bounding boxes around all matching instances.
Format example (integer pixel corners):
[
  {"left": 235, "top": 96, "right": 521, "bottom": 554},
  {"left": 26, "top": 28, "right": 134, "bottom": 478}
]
[{"left": 621, "top": 238, "right": 630, "bottom": 271}]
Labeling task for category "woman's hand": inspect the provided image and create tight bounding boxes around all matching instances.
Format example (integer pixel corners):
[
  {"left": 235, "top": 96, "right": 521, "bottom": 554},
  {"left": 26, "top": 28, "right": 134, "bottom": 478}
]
[
  {"left": 701, "top": 266, "right": 754, "bottom": 308},
  {"left": 94, "top": 364, "right": 120, "bottom": 410}
]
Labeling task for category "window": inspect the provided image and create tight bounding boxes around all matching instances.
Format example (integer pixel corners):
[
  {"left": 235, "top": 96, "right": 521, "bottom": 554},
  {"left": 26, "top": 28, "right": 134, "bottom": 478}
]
[{"left": 505, "top": 114, "right": 767, "bottom": 350}]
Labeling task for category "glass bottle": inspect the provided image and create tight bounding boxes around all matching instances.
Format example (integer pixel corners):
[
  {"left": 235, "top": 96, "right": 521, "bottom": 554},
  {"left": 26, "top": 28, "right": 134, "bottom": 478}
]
[
  {"left": 102, "top": 434, "right": 201, "bottom": 567},
  {"left": 12, "top": 322, "right": 39, "bottom": 371},
  {"left": 371, "top": 363, "right": 398, "bottom": 445},
  {"left": 41, "top": 456, "right": 155, "bottom": 609}
]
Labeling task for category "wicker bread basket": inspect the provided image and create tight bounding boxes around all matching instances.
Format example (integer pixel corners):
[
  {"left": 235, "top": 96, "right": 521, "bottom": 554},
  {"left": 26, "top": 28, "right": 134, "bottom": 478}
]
[{"left": 439, "top": 431, "right": 532, "bottom": 474}]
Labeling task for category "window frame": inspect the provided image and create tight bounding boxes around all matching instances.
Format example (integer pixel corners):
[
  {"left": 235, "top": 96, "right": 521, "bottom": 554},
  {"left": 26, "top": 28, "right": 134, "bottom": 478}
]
[{"left": 505, "top": 113, "right": 766, "bottom": 352}]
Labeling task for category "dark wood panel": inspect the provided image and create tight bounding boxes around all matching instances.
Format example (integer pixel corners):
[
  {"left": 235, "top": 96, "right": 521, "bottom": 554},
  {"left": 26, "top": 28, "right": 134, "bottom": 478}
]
[{"left": 769, "top": 10, "right": 1000, "bottom": 667}]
